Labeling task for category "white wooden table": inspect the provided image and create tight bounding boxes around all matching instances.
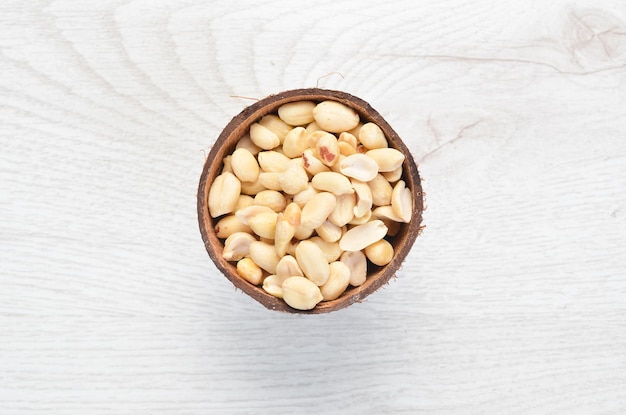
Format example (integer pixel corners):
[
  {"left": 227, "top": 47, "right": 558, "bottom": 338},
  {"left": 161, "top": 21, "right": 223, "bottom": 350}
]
[{"left": 2, "top": 0, "right": 626, "bottom": 413}]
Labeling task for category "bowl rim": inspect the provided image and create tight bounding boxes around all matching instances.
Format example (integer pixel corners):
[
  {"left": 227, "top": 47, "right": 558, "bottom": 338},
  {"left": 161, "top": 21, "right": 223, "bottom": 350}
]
[{"left": 197, "top": 88, "right": 424, "bottom": 313}]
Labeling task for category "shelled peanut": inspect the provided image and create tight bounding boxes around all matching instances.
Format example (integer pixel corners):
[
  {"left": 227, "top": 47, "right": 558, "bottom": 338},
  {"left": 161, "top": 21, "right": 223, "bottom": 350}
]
[{"left": 208, "top": 100, "right": 412, "bottom": 310}]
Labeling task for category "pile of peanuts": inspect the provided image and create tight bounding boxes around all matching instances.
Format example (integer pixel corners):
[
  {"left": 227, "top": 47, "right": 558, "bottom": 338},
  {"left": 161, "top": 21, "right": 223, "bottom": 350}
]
[{"left": 208, "top": 99, "right": 413, "bottom": 310}]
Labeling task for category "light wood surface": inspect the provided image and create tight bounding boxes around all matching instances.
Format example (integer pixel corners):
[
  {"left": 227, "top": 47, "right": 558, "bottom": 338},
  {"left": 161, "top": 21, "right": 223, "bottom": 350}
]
[{"left": 1, "top": 0, "right": 625, "bottom": 413}]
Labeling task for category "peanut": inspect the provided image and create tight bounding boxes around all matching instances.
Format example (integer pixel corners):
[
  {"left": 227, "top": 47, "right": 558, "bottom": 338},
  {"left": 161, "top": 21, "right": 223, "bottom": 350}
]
[
  {"left": 309, "top": 236, "right": 343, "bottom": 263},
  {"left": 235, "top": 205, "right": 275, "bottom": 225},
  {"left": 294, "top": 225, "right": 314, "bottom": 240},
  {"left": 274, "top": 212, "right": 296, "bottom": 257},
  {"left": 338, "top": 131, "right": 358, "bottom": 149},
  {"left": 231, "top": 148, "right": 260, "bottom": 183},
  {"left": 366, "top": 148, "right": 405, "bottom": 172},
  {"left": 311, "top": 131, "right": 340, "bottom": 166},
  {"left": 222, "top": 232, "right": 257, "bottom": 261},
  {"left": 383, "top": 166, "right": 403, "bottom": 182},
  {"left": 328, "top": 193, "right": 356, "bottom": 227},
  {"left": 351, "top": 179, "right": 373, "bottom": 218},
  {"left": 311, "top": 172, "right": 354, "bottom": 195},
  {"left": 305, "top": 121, "right": 323, "bottom": 135},
  {"left": 278, "top": 101, "right": 316, "bottom": 126},
  {"left": 339, "top": 220, "right": 388, "bottom": 252},
  {"left": 235, "top": 195, "right": 255, "bottom": 211},
  {"left": 221, "top": 155, "right": 233, "bottom": 174},
  {"left": 254, "top": 190, "right": 287, "bottom": 212},
  {"left": 215, "top": 215, "right": 253, "bottom": 239},
  {"left": 340, "top": 250, "right": 367, "bottom": 287},
  {"left": 235, "top": 134, "right": 262, "bottom": 156},
  {"left": 368, "top": 174, "right": 393, "bottom": 206},
  {"left": 259, "top": 114, "right": 292, "bottom": 142},
  {"left": 239, "top": 175, "right": 266, "bottom": 195},
  {"left": 302, "top": 149, "right": 331, "bottom": 175},
  {"left": 391, "top": 180, "right": 412, "bottom": 223},
  {"left": 237, "top": 258, "right": 263, "bottom": 285},
  {"left": 313, "top": 100, "right": 360, "bottom": 133},
  {"left": 300, "top": 192, "right": 337, "bottom": 229},
  {"left": 258, "top": 151, "right": 291, "bottom": 172},
  {"left": 248, "top": 211, "right": 278, "bottom": 239},
  {"left": 315, "top": 220, "right": 342, "bottom": 243},
  {"left": 282, "top": 276, "right": 323, "bottom": 310},
  {"left": 249, "top": 122, "right": 280, "bottom": 150},
  {"left": 330, "top": 154, "right": 346, "bottom": 173},
  {"left": 320, "top": 261, "right": 351, "bottom": 301},
  {"left": 339, "top": 153, "right": 379, "bottom": 182},
  {"left": 258, "top": 172, "right": 282, "bottom": 191},
  {"left": 292, "top": 184, "right": 319, "bottom": 208},
  {"left": 338, "top": 141, "right": 357, "bottom": 156},
  {"left": 276, "top": 255, "right": 304, "bottom": 280},
  {"left": 278, "top": 163, "right": 309, "bottom": 195},
  {"left": 348, "top": 208, "right": 372, "bottom": 225},
  {"left": 373, "top": 214, "right": 401, "bottom": 237},
  {"left": 295, "top": 240, "right": 330, "bottom": 286},
  {"left": 282, "top": 126, "right": 309, "bottom": 158},
  {"left": 359, "top": 122, "right": 388, "bottom": 149},
  {"left": 372, "top": 205, "right": 403, "bottom": 222},
  {"left": 283, "top": 202, "right": 302, "bottom": 226},
  {"left": 262, "top": 274, "right": 285, "bottom": 298},
  {"left": 208, "top": 172, "right": 241, "bottom": 218},
  {"left": 347, "top": 123, "right": 363, "bottom": 138},
  {"left": 286, "top": 238, "right": 300, "bottom": 257},
  {"left": 364, "top": 239, "right": 394, "bottom": 266},
  {"left": 249, "top": 241, "right": 281, "bottom": 274}
]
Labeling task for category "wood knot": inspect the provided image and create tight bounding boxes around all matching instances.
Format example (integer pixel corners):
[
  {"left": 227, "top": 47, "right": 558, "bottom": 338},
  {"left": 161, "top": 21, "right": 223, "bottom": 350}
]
[{"left": 565, "top": 9, "right": 626, "bottom": 68}]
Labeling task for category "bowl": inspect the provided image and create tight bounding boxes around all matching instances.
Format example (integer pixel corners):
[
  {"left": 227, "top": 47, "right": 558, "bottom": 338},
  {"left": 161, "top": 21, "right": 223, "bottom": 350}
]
[{"left": 197, "top": 88, "right": 424, "bottom": 313}]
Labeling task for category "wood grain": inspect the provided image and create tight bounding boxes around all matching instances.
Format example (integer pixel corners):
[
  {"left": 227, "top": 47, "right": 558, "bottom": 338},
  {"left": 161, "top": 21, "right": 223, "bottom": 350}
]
[{"left": 1, "top": 0, "right": 625, "bottom": 413}]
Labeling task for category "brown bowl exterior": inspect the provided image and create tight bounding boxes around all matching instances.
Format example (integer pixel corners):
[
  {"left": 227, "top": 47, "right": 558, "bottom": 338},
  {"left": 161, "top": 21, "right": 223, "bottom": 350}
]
[{"left": 198, "top": 88, "right": 424, "bottom": 313}]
